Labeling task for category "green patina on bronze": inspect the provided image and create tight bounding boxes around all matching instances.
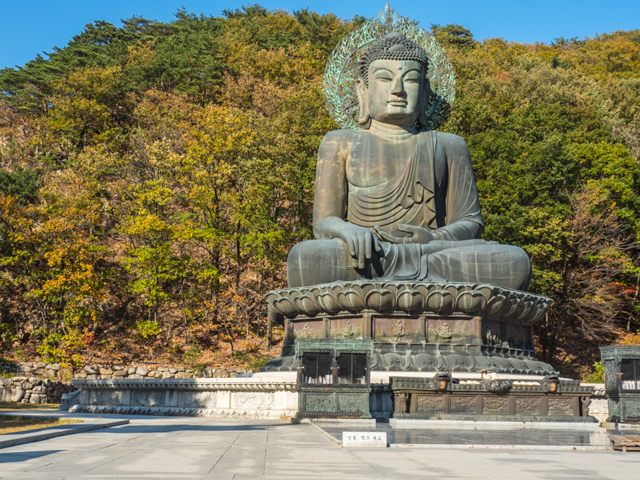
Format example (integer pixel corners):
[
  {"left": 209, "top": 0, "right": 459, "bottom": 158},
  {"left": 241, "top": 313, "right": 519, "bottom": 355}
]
[
  {"left": 323, "top": 4, "right": 454, "bottom": 131},
  {"left": 265, "top": 8, "right": 558, "bottom": 425},
  {"left": 390, "top": 376, "right": 594, "bottom": 422},
  {"left": 295, "top": 338, "right": 373, "bottom": 419},
  {"left": 600, "top": 345, "right": 640, "bottom": 423}
]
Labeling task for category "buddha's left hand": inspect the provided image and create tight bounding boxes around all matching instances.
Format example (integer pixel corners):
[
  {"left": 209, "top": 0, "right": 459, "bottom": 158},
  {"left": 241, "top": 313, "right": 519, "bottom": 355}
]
[{"left": 373, "top": 224, "right": 434, "bottom": 244}]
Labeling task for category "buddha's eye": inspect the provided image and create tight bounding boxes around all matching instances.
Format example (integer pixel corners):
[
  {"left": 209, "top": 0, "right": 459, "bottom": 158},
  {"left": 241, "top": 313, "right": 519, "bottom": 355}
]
[{"left": 374, "top": 75, "right": 392, "bottom": 82}]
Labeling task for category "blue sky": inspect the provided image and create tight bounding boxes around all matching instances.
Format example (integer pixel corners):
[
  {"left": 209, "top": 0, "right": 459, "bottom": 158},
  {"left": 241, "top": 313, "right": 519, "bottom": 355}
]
[{"left": 2, "top": 0, "right": 640, "bottom": 70}]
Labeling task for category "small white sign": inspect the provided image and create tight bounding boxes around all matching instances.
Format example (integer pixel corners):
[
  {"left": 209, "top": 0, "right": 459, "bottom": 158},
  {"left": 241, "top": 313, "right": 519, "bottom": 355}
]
[{"left": 343, "top": 431, "right": 387, "bottom": 448}]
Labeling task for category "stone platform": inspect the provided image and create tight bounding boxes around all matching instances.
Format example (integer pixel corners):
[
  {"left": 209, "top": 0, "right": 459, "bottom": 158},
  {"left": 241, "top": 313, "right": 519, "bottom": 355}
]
[
  {"left": 64, "top": 376, "right": 297, "bottom": 418},
  {"left": 263, "top": 281, "right": 555, "bottom": 375},
  {"left": 59, "top": 372, "right": 607, "bottom": 421}
]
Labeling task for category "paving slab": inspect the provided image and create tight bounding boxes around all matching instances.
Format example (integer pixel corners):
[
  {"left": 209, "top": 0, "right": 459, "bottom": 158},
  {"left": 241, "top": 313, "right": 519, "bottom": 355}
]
[
  {"left": 0, "top": 412, "right": 129, "bottom": 449},
  {"left": 318, "top": 421, "right": 637, "bottom": 450},
  {"left": 0, "top": 411, "right": 639, "bottom": 479}
]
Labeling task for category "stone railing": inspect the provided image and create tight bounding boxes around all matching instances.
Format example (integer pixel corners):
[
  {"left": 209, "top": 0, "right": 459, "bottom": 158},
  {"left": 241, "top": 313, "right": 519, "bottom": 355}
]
[{"left": 67, "top": 378, "right": 298, "bottom": 419}]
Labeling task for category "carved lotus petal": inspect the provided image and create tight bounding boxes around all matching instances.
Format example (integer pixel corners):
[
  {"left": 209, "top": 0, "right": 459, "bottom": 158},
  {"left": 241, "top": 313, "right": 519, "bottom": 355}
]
[
  {"left": 271, "top": 297, "right": 297, "bottom": 317},
  {"left": 294, "top": 295, "right": 319, "bottom": 317},
  {"left": 337, "top": 289, "right": 365, "bottom": 313},
  {"left": 520, "top": 298, "right": 538, "bottom": 323},
  {"left": 358, "top": 282, "right": 375, "bottom": 297},
  {"left": 526, "top": 302, "right": 549, "bottom": 325},
  {"left": 481, "top": 294, "right": 507, "bottom": 316},
  {"left": 456, "top": 290, "right": 487, "bottom": 314},
  {"left": 316, "top": 291, "right": 341, "bottom": 315},
  {"left": 382, "top": 283, "right": 398, "bottom": 297},
  {"left": 308, "top": 287, "right": 321, "bottom": 300},
  {"left": 364, "top": 289, "right": 395, "bottom": 311},
  {"left": 512, "top": 299, "right": 535, "bottom": 322},
  {"left": 500, "top": 295, "right": 521, "bottom": 318},
  {"left": 396, "top": 289, "right": 425, "bottom": 314},
  {"left": 475, "top": 284, "right": 495, "bottom": 298},
  {"left": 445, "top": 284, "right": 462, "bottom": 297},
  {"left": 425, "top": 290, "right": 454, "bottom": 314}
]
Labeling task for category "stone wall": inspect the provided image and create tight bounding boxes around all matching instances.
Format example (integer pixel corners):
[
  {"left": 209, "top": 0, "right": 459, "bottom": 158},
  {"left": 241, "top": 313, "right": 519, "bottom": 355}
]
[
  {"left": 0, "top": 377, "right": 75, "bottom": 404},
  {"left": 1, "top": 361, "right": 248, "bottom": 381},
  {"left": 75, "top": 365, "right": 248, "bottom": 380},
  {"left": 1, "top": 361, "right": 66, "bottom": 380},
  {"left": 1, "top": 361, "right": 250, "bottom": 405}
]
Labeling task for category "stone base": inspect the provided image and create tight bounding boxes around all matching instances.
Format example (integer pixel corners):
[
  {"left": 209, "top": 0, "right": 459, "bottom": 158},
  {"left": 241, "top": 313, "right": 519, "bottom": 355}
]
[
  {"left": 63, "top": 373, "right": 606, "bottom": 421},
  {"left": 66, "top": 377, "right": 298, "bottom": 419},
  {"left": 264, "top": 349, "right": 557, "bottom": 376},
  {"left": 263, "top": 281, "right": 556, "bottom": 376}
]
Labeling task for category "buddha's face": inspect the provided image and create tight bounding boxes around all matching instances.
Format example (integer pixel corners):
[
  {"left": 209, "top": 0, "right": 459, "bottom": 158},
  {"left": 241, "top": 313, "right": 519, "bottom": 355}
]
[{"left": 367, "top": 59, "right": 424, "bottom": 127}]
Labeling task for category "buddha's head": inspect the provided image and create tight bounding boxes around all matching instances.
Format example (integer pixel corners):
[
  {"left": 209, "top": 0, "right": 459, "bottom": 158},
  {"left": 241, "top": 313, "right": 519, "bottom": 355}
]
[{"left": 356, "top": 33, "right": 430, "bottom": 129}]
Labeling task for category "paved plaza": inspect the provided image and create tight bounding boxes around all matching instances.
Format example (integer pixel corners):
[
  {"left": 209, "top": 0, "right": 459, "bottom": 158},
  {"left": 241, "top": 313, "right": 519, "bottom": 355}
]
[{"left": 1, "top": 412, "right": 639, "bottom": 479}]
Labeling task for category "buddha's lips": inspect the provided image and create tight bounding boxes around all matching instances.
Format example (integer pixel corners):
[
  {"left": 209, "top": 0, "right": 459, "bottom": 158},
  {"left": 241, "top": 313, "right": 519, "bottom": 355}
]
[{"left": 388, "top": 100, "right": 407, "bottom": 106}]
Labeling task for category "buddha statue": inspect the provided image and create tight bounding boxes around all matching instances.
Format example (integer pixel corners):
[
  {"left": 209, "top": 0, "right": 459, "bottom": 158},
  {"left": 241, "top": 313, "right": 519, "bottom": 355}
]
[{"left": 287, "top": 33, "right": 532, "bottom": 290}]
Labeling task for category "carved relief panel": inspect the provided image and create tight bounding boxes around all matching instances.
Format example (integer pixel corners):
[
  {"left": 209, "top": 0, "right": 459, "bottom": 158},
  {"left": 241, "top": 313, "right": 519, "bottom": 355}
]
[
  {"left": 329, "top": 317, "right": 363, "bottom": 340},
  {"left": 293, "top": 320, "right": 324, "bottom": 340},
  {"left": 374, "top": 317, "right": 420, "bottom": 343},
  {"left": 426, "top": 317, "right": 472, "bottom": 344}
]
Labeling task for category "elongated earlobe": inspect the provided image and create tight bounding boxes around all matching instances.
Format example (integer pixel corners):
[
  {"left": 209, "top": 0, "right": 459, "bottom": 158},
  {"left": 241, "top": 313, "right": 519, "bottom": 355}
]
[{"left": 356, "top": 77, "right": 371, "bottom": 128}]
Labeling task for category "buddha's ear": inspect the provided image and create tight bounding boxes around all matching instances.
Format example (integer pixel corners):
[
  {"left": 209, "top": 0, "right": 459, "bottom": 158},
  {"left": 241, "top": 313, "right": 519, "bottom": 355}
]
[
  {"left": 355, "top": 77, "right": 371, "bottom": 127},
  {"left": 418, "top": 78, "right": 430, "bottom": 129}
]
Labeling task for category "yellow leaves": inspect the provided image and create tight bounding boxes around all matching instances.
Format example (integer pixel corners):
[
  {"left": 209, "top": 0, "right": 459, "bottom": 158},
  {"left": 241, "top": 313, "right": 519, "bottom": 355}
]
[
  {"left": 0, "top": 177, "right": 109, "bottom": 330},
  {"left": 123, "top": 212, "right": 171, "bottom": 237},
  {"left": 56, "top": 66, "right": 123, "bottom": 98},
  {"left": 0, "top": 193, "right": 18, "bottom": 216},
  {"left": 185, "top": 105, "right": 256, "bottom": 170},
  {"left": 126, "top": 41, "right": 156, "bottom": 67}
]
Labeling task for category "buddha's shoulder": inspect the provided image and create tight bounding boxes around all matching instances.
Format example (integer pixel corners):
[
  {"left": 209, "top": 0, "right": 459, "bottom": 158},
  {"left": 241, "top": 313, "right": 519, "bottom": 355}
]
[
  {"left": 320, "top": 129, "right": 362, "bottom": 144},
  {"left": 431, "top": 131, "right": 468, "bottom": 148}
]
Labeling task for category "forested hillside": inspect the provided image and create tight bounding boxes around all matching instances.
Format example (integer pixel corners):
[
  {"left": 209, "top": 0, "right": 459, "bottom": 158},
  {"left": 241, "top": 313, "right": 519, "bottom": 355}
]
[{"left": 1, "top": 6, "right": 639, "bottom": 377}]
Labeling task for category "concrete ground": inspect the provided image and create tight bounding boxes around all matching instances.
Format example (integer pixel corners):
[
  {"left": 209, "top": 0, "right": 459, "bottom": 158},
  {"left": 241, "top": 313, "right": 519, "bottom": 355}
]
[{"left": 1, "top": 413, "right": 639, "bottom": 479}]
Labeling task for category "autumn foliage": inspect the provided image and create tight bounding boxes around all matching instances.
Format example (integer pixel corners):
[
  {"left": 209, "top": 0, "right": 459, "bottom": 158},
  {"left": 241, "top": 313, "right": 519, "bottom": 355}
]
[{"left": 0, "top": 9, "right": 639, "bottom": 378}]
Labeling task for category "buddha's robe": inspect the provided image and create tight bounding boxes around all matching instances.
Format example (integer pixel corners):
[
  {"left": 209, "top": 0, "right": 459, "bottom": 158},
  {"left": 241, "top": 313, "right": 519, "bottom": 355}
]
[{"left": 287, "top": 130, "right": 532, "bottom": 290}]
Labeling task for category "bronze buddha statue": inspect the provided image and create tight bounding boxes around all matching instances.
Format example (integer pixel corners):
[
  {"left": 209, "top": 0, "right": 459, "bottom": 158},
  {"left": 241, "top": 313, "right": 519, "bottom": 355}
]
[{"left": 287, "top": 33, "right": 531, "bottom": 291}]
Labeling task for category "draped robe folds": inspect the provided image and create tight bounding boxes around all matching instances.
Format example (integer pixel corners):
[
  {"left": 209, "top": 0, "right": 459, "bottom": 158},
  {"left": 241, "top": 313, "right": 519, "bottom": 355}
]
[{"left": 287, "top": 130, "right": 532, "bottom": 290}]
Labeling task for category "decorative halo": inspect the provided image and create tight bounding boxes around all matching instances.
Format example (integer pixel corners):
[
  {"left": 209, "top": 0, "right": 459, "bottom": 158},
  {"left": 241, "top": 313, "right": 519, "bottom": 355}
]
[{"left": 323, "top": 4, "right": 456, "bottom": 130}]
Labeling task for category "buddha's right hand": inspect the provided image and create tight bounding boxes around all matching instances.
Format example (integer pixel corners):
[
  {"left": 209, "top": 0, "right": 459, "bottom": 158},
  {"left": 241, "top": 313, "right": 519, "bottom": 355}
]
[{"left": 338, "top": 224, "right": 382, "bottom": 269}]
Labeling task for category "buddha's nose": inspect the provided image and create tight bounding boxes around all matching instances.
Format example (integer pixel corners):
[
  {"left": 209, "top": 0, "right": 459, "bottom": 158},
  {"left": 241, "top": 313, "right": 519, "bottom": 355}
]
[{"left": 391, "top": 77, "right": 404, "bottom": 96}]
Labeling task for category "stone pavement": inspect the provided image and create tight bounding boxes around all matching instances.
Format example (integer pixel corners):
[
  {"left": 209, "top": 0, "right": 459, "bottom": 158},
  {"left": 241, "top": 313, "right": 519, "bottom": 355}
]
[
  {"left": 0, "top": 415, "right": 128, "bottom": 449},
  {"left": 0, "top": 413, "right": 639, "bottom": 479}
]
